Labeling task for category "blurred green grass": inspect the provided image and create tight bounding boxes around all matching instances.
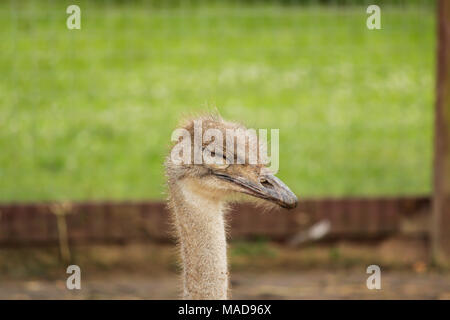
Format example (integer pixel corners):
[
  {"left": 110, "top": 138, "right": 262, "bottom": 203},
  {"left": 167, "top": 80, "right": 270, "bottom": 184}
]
[{"left": 0, "top": 1, "right": 435, "bottom": 202}]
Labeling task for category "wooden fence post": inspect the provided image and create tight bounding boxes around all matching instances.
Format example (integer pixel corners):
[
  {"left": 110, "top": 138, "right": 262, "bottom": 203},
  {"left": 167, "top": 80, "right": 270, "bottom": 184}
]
[{"left": 432, "top": 0, "right": 450, "bottom": 265}]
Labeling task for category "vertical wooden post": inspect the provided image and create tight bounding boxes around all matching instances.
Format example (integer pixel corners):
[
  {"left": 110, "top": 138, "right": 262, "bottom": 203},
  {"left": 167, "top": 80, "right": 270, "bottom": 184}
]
[{"left": 432, "top": 0, "right": 450, "bottom": 265}]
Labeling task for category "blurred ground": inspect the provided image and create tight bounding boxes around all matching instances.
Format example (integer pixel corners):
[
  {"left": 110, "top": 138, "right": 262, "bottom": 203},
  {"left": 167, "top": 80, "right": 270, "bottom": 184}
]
[
  {"left": 2, "top": 271, "right": 450, "bottom": 300},
  {"left": 0, "top": 239, "right": 449, "bottom": 299}
]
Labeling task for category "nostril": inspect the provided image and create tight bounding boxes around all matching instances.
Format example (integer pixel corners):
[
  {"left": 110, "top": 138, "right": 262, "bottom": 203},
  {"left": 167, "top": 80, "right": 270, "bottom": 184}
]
[{"left": 260, "top": 177, "right": 272, "bottom": 188}]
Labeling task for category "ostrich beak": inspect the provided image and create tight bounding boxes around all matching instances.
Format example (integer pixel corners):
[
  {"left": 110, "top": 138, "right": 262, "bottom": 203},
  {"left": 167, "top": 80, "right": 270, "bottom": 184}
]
[{"left": 214, "top": 173, "right": 298, "bottom": 209}]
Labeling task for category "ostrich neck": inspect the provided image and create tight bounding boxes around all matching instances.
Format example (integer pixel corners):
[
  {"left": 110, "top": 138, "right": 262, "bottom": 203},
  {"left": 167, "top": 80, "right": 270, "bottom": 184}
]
[{"left": 170, "top": 179, "right": 228, "bottom": 299}]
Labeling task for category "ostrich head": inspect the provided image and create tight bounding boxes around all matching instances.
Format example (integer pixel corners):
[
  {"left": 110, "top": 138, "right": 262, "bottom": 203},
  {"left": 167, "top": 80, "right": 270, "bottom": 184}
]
[{"left": 165, "top": 114, "right": 298, "bottom": 209}]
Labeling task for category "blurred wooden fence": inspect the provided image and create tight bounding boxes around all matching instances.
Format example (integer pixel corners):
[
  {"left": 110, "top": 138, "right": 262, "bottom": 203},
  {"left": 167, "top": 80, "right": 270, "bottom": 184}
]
[
  {"left": 432, "top": 0, "right": 450, "bottom": 264},
  {"left": 0, "top": 197, "right": 430, "bottom": 246}
]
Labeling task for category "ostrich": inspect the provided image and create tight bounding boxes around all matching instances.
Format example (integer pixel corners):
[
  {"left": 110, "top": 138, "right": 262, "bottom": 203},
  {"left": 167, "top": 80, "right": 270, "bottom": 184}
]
[{"left": 165, "top": 114, "right": 297, "bottom": 300}]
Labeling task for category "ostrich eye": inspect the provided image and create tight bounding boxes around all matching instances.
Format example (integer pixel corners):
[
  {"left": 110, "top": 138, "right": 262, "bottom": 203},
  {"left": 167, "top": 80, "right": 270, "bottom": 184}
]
[{"left": 210, "top": 151, "right": 228, "bottom": 161}]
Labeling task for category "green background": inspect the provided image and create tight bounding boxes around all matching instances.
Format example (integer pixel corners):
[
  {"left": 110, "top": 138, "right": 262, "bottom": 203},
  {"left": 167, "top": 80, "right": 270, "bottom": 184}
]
[{"left": 0, "top": 1, "right": 435, "bottom": 202}]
